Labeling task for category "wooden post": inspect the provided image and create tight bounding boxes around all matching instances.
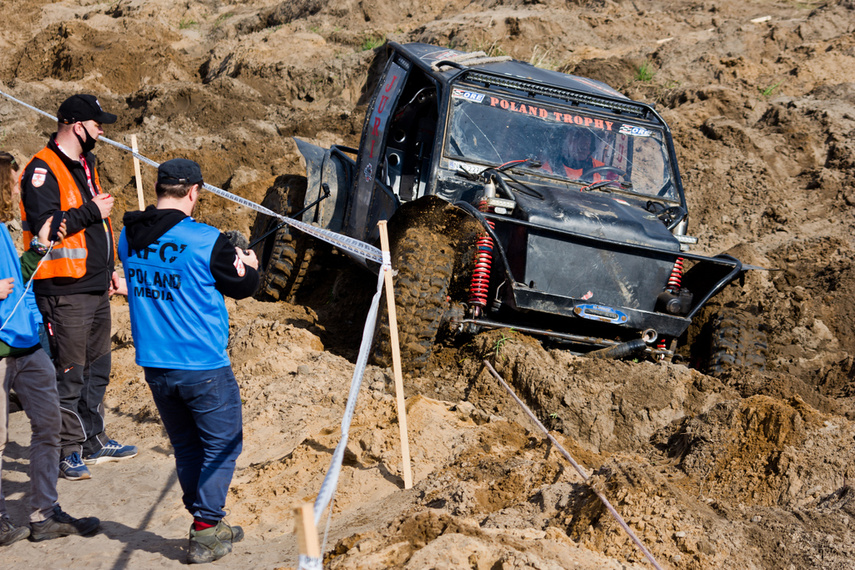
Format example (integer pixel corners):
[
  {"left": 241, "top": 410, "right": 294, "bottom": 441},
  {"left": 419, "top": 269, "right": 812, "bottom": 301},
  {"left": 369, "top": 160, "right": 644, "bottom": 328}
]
[
  {"left": 377, "top": 221, "right": 413, "bottom": 489},
  {"left": 131, "top": 135, "right": 144, "bottom": 210},
  {"left": 293, "top": 502, "right": 320, "bottom": 560}
]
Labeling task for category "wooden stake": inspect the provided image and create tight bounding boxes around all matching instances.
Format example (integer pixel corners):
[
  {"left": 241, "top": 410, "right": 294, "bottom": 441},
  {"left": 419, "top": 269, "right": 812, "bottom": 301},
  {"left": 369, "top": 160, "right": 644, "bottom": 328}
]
[
  {"left": 378, "top": 220, "right": 413, "bottom": 489},
  {"left": 293, "top": 502, "right": 320, "bottom": 559},
  {"left": 131, "top": 135, "right": 144, "bottom": 210}
]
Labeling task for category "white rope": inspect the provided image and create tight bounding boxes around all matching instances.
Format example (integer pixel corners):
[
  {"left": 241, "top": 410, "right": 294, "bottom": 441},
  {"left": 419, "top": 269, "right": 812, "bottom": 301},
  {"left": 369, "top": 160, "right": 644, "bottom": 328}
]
[
  {"left": 297, "top": 555, "right": 323, "bottom": 570},
  {"left": 0, "top": 87, "right": 384, "bottom": 265},
  {"left": 312, "top": 261, "right": 387, "bottom": 522},
  {"left": 296, "top": 256, "right": 389, "bottom": 570},
  {"left": 319, "top": 492, "right": 336, "bottom": 560}
]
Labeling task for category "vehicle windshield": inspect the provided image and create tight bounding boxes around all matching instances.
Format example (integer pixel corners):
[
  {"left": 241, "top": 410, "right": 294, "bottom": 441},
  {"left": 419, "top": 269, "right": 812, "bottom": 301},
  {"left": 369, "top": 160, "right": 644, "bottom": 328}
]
[{"left": 444, "top": 87, "right": 678, "bottom": 201}]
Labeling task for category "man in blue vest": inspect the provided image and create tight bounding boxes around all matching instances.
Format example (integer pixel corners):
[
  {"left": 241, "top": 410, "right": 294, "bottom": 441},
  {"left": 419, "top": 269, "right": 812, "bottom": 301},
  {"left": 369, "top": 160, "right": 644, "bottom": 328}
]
[
  {"left": 1, "top": 198, "right": 100, "bottom": 544},
  {"left": 118, "top": 158, "right": 258, "bottom": 564}
]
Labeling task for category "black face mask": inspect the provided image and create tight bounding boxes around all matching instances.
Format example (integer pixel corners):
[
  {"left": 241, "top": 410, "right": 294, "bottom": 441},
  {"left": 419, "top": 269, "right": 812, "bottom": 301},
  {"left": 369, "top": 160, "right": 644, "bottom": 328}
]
[{"left": 75, "top": 124, "right": 97, "bottom": 154}]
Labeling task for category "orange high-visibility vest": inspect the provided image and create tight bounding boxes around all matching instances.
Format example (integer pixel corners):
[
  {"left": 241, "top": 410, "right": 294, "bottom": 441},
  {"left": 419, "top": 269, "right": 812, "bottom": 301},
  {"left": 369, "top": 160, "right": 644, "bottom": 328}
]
[{"left": 20, "top": 147, "right": 114, "bottom": 280}]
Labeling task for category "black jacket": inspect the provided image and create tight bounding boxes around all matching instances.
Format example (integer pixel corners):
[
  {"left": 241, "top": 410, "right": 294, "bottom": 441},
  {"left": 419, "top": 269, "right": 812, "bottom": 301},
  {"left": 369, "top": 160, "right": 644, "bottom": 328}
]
[{"left": 20, "top": 135, "right": 115, "bottom": 296}]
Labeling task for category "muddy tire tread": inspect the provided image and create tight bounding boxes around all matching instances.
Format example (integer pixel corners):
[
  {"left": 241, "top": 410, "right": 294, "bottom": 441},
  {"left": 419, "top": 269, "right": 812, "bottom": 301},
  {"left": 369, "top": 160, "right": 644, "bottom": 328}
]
[
  {"left": 706, "top": 308, "right": 768, "bottom": 376},
  {"left": 249, "top": 175, "right": 316, "bottom": 302},
  {"left": 374, "top": 227, "right": 455, "bottom": 372}
]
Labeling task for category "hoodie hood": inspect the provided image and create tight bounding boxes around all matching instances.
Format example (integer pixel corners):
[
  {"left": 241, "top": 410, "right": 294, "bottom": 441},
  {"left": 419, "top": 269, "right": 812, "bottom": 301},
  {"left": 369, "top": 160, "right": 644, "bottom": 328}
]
[{"left": 122, "top": 206, "right": 188, "bottom": 253}]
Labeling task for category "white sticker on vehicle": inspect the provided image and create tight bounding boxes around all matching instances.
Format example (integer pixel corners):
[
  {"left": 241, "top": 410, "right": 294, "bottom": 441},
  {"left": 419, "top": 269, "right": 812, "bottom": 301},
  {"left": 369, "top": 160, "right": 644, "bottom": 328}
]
[
  {"left": 451, "top": 88, "right": 485, "bottom": 103},
  {"left": 619, "top": 125, "right": 652, "bottom": 137},
  {"left": 447, "top": 160, "right": 483, "bottom": 175}
]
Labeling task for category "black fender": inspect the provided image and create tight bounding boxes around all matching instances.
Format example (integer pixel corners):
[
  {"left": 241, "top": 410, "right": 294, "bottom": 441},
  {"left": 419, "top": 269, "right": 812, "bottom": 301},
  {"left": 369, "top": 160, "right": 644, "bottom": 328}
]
[
  {"left": 681, "top": 254, "right": 744, "bottom": 320},
  {"left": 293, "top": 137, "right": 355, "bottom": 233}
]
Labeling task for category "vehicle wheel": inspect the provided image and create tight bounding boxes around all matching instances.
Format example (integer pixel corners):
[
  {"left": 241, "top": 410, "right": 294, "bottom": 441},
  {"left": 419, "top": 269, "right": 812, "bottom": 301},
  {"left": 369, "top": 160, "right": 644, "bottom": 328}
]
[
  {"left": 373, "top": 226, "right": 455, "bottom": 373},
  {"left": 705, "top": 307, "right": 768, "bottom": 376},
  {"left": 249, "top": 175, "right": 316, "bottom": 302}
]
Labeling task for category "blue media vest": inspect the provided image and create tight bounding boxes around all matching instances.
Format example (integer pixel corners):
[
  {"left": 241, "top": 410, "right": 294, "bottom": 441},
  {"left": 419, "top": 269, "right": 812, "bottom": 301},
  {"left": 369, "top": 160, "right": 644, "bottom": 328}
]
[
  {"left": 118, "top": 217, "right": 231, "bottom": 370},
  {"left": 0, "top": 223, "right": 40, "bottom": 350}
]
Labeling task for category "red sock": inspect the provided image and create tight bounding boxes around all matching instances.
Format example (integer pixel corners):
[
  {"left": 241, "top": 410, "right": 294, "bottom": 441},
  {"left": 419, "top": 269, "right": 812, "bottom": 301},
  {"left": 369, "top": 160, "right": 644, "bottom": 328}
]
[{"left": 194, "top": 519, "right": 216, "bottom": 531}]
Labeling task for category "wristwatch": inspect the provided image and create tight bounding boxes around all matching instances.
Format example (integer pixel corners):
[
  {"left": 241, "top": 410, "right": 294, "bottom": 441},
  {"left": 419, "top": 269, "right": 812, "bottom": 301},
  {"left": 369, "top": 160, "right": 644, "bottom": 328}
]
[{"left": 29, "top": 236, "right": 50, "bottom": 256}]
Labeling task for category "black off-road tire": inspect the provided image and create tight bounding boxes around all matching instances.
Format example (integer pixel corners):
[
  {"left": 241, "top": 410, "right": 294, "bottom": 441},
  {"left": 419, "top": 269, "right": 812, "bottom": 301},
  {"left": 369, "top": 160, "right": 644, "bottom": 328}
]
[
  {"left": 249, "top": 175, "right": 316, "bottom": 302},
  {"left": 706, "top": 307, "right": 768, "bottom": 376},
  {"left": 373, "top": 226, "right": 455, "bottom": 373}
]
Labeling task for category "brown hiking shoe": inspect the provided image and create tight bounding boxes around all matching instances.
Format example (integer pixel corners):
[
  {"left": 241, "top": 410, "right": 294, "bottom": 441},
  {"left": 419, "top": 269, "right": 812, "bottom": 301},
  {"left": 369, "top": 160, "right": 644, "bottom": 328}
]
[
  {"left": 215, "top": 519, "right": 244, "bottom": 543},
  {"left": 188, "top": 520, "right": 243, "bottom": 564}
]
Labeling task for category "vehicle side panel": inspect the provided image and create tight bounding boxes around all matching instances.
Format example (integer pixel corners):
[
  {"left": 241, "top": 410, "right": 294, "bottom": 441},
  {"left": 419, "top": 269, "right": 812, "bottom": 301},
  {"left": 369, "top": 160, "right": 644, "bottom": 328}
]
[{"left": 348, "top": 58, "right": 411, "bottom": 241}]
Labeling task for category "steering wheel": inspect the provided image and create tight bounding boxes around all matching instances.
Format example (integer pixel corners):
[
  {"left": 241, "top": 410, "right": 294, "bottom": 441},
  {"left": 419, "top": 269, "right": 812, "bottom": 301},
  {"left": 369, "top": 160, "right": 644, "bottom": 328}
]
[
  {"left": 656, "top": 205, "right": 687, "bottom": 231},
  {"left": 586, "top": 165, "right": 626, "bottom": 178}
]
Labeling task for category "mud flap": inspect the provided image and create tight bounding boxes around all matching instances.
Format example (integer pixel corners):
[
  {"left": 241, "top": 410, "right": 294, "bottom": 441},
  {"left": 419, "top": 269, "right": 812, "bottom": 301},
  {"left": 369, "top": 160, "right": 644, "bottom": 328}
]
[{"left": 294, "top": 138, "right": 352, "bottom": 233}]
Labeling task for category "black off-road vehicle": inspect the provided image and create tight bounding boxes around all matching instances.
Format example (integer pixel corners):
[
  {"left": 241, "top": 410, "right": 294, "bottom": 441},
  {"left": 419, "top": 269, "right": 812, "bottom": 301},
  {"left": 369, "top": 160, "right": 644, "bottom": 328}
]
[{"left": 251, "top": 42, "right": 766, "bottom": 372}]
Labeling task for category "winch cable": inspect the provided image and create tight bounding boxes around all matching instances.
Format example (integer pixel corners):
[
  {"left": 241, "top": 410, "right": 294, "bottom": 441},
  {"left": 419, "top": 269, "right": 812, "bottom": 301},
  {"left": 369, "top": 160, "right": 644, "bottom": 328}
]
[
  {"left": 482, "top": 359, "right": 664, "bottom": 570},
  {"left": 3, "top": 88, "right": 391, "bottom": 568},
  {"left": 0, "top": 87, "right": 383, "bottom": 265}
]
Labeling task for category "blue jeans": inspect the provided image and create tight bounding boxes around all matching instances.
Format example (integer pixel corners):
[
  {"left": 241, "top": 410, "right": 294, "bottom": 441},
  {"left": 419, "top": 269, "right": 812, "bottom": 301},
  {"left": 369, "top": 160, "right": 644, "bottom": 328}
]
[{"left": 143, "top": 366, "right": 243, "bottom": 522}]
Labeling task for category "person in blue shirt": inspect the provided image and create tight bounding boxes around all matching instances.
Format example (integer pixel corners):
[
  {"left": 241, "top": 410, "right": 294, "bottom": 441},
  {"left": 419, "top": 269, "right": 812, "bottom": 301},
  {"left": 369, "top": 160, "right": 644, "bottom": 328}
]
[
  {"left": 118, "top": 158, "right": 258, "bottom": 564},
  {"left": 1, "top": 151, "right": 100, "bottom": 545}
]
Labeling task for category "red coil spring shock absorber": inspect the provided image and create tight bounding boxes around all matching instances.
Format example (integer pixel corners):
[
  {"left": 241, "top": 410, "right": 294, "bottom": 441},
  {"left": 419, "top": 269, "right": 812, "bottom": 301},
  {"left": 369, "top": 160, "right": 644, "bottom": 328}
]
[
  {"left": 666, "top": 257, "right": 684, "bottom": 292},
  {"left": 469, "top": 200, "right": 495, "bottom": 315},
  {"left": 658, "top": 257, "right": 686, "bottom": 357}
]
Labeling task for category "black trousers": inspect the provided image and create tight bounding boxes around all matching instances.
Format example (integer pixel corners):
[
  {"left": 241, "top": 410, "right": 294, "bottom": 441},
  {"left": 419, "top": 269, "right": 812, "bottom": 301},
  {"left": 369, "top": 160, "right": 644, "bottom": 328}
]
[{"left": 37, "top": 291, "right": 112, "bottom": 458}]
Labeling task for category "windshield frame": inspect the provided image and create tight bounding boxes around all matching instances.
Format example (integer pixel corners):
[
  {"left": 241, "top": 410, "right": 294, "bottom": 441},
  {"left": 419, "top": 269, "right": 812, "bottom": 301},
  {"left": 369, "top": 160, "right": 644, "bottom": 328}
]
[{"left": 440, "top": 84, "right": 681, "bottom": 203}]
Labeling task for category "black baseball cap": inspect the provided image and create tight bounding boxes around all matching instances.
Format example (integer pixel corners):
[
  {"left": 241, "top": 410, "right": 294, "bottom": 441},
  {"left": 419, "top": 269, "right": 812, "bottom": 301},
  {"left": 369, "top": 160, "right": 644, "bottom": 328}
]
[
  {"left": 158, "top": 158, "right": 203, "bottom": 185},
  {"left": 57, "top": 94, "right": 117, "bottom": 124}
]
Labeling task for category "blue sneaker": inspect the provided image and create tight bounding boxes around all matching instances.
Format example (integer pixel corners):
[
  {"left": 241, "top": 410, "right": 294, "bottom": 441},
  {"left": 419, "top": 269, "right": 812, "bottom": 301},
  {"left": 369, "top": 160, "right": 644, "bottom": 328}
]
[
  {"left": 83, "top": 439, "right": 138, "bottom": 465},
  {"left": 59, "top": 452, "right": 91, "bottom": 480}
]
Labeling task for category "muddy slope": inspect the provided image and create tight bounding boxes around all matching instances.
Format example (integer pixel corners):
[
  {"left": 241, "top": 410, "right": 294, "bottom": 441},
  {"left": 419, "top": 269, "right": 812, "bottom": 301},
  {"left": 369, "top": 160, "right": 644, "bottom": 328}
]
[{"left": 1, "top": 1, "right": 854, "bottom": 569}]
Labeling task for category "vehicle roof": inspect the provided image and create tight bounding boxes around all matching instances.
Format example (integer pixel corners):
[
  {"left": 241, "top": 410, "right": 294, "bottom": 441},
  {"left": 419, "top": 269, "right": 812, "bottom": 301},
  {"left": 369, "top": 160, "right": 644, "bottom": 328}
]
[{"left": 390, "top": 42, "right": 629, "bottom": 101}]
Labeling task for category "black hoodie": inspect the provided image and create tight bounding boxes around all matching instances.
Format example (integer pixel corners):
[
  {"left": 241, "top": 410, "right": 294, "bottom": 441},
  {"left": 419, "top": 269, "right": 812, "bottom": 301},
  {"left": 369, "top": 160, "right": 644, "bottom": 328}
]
[{"left": 122, "top": 206, "right": 258, "bottom": 299}]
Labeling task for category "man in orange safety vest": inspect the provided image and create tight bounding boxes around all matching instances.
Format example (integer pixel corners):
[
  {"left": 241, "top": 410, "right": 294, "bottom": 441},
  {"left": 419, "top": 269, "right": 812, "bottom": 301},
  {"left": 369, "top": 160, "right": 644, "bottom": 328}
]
[{"left": 19, "top": 94, "right": 137, "bottom": 483}]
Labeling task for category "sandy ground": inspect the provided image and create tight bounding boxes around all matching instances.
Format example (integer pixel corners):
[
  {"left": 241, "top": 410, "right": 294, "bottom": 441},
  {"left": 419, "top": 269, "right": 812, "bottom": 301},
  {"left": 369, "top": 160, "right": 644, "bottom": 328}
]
[{"left": 2, "top": 0, "right": 855, "bottom": 568}]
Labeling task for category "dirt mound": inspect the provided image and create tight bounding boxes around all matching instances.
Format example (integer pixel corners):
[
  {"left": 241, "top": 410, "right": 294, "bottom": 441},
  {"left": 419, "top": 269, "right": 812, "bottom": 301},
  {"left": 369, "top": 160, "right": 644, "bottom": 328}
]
[{"left": 2, "top": 1, "right": 855, "bottom": 569}]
